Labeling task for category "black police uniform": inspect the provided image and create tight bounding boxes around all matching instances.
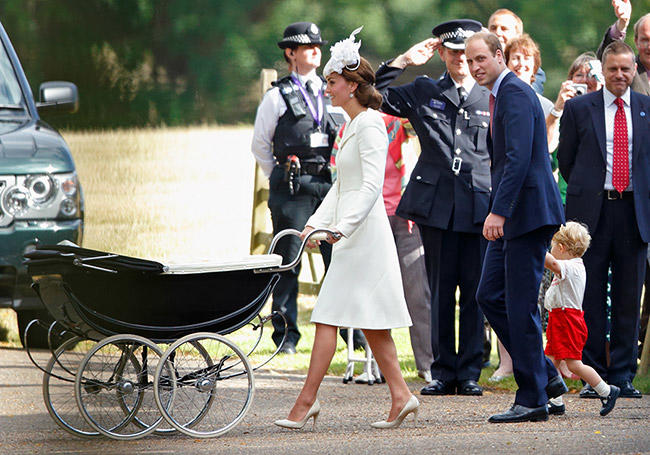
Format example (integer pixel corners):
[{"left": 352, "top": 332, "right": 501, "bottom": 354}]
[{"left": 375, "top": 20, "right": 491, "bottom": 392}]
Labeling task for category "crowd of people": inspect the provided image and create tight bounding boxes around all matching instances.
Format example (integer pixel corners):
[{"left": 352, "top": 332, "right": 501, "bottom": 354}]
[{"left": 251, "top": 0, "right": 650, "bottom": 428}]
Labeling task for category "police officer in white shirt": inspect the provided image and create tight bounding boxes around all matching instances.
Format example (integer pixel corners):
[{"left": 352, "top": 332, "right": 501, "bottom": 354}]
[{"left": 251, "top": 22, "right": 345, "bottom": 354}]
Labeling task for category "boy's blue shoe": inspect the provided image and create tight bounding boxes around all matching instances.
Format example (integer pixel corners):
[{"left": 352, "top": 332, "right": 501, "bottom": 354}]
[{"left": 600, "top": 385, "right": 620, "bottom": 416}]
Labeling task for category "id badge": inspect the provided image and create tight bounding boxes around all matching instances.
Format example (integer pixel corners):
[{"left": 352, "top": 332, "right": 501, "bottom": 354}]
[{"left": 310, "top": 132, "right": 329, "bottom": 148}]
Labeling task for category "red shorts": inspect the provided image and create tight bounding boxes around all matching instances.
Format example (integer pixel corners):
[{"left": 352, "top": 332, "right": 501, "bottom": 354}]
[{"left": 544, "top": 307, "right": 588, "bottom": 360}]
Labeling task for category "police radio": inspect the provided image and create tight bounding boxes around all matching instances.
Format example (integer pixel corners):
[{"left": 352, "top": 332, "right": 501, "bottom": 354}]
[{"left": 277, "top": 82, "right": 307, "bottom": 119}]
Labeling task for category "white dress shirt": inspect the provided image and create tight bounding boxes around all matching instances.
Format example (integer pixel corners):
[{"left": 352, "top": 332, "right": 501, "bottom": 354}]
[
  {"left": 251, "top": 71, "right": 325, "bottom": 178},
  {"left": 544, "top": 257, "right": 586, "bottom": 311},
  {"left": 603, "top": 87, "right": 633, "bottom": 191}
]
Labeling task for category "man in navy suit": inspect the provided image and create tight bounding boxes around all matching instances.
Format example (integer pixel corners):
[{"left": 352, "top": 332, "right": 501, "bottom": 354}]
[
  {"left": 558, "top": 40, "right": 650, "bottom": 399},
  {"left": 465, "top": 32, "right": 566, "bottom": 423}
]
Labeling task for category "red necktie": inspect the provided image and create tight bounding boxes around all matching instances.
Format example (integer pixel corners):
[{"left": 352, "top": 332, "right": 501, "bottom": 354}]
[
  {"left": 489, "top": 94, "right": 495, "bottom": 136},
  {"left": 612, "top": 97, "right": 629, "bottom": 194}
]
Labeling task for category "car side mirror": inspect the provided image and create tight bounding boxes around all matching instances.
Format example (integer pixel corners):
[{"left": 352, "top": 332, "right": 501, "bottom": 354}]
[{"left": 36, "top": 81, "right": 79, "bottom": 114}]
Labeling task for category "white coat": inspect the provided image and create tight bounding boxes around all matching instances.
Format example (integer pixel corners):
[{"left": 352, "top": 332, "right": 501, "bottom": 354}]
[{"left": 306, "top": 109, "right": 412, "bottom": 329}]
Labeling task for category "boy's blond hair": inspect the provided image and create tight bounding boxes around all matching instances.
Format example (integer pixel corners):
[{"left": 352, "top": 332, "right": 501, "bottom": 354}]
[{"left": 552, "top": 221, "right": 591, "bottom": 257}]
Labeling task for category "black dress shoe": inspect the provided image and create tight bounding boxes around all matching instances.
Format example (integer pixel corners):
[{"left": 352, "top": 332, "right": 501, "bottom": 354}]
[
  {"left": 278, "top": 342, "right": 296, "bottom": 354},
  {"left": 579, "top": 384, "right": 600, "bottom": 399},
  {"left": 615, "top": 381, "right": 642, "bottom": 398},
  {"left": 600, "top": 385, "right": 620, "bottom": 416},
  {"left": 547, "top": 402, "right": 565, "bottom": 415},
  {"left": 457, "top": 379, "right": 483, "bottom": 396},
  {"left": 420, "top": 379, "right": 456, "bottom": 395},
  {"left": 488, "top": 404, "right": 549, "bottom": 423},
  {"left": 545, "top": 375, "right": 568, "bottom": 399}
]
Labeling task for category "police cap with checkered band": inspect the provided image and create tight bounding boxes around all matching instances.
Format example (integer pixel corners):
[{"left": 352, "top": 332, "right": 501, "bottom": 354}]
[
  {"left": 278, "top": 22, "right": 328, "bottom": 49},
  {"left": 432, "top": 19, "right": 483, "bottom": 50}
]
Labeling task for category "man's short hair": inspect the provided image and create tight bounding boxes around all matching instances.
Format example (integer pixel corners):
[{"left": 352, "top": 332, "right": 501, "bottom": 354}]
[
  {"left": 466, "top": 32, "right": 503, "bottom": 56},
  {"left": 552, "top": 221, "right": 591, "bottom": 258},
  {"left": 601, "top": 40, "right": 635, "bottom": 65},
  {"left": 634, "top": 13, "right": 650, "bottom": 41},
  {"left": 489, "top": 8, "right": 524, "bottom": 34}
]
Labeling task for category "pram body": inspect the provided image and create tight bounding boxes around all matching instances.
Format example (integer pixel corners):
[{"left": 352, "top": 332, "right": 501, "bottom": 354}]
[{"left": 23, "top": 229, "right": 333, "bottom": 440}]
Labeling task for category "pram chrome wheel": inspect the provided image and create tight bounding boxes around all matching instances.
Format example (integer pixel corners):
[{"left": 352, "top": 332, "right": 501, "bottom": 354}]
[
  {"left": 154, "top": 332, "right": 254, "bottom": 438},
  {"left": 74, "top": 334, "right": 171, "bottom": 440},
  {"left": 42, "top": 336, "right": 100, "bottom": 438}
]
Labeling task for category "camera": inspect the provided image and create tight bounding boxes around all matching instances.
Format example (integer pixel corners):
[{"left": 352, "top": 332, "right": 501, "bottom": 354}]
[{"left": 573, "top": 83, "right": 588, "bottom": 96}]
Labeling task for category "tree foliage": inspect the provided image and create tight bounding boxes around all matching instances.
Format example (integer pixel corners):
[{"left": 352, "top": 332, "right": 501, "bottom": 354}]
[{"left": 1, "top": 0, "right": 648, "bottom": 129}]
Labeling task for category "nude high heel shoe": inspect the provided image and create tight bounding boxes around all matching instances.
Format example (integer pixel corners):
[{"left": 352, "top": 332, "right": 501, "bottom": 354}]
[
  {"left": 274, "top": 399, "right": 321, "bottom": 430},
  {"left": 370, "top": 395, "right": 419, "bottom": 429}
]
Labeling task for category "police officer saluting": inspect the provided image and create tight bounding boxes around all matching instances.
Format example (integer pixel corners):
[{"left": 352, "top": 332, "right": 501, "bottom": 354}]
[
  {"left": 375, "top": 19, "right": 491, "bottom": 395},
  {"left": 252, "top": 22, "right": 343, "bottom": 354}
]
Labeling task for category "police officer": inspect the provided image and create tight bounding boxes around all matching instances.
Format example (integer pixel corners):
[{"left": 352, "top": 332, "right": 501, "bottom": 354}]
[
  {"left": 251, "top": 22, "right": 344, "bottom": 354},
  {"left": 375, "top": 19, "right": 491, "bottom": 395}
]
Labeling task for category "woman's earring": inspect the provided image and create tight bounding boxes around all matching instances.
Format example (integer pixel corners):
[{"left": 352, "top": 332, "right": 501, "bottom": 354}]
[{"left": 349, "top": 92, "right": 354, "bottom": 98}]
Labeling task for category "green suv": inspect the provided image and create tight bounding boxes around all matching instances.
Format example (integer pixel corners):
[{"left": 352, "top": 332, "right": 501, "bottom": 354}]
[{"left": 0, "top": 21, "right": 83, "bottom": 346}]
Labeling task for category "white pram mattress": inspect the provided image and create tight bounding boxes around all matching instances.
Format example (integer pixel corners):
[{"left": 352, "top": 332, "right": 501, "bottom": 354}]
[{"left": 162, "top": 254, "right": 283, "bottom": 274}]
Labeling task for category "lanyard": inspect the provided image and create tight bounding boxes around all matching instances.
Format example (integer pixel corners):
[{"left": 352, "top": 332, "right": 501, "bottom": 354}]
[{"left": 291, "top": 75, "right": 323, "bottom": 128}]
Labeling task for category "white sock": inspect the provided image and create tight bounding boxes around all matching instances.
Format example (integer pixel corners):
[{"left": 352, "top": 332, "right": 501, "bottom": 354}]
[
  {"left": 549, "top": 397, "right": 563, "bottom": 406},
  {"left": 594, "top": 381, "right": 611, "bottom": 397}
]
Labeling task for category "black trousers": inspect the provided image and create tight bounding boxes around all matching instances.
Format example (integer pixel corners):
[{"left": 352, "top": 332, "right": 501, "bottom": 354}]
[
  {"left": 268, "top": 166, "right": 331, "bottom": 347},
  {"left": 419, "top": 226, "right": 486, "bottom": 382},
  {"left": 581, "top": 197, "right": 647, "bottom": 384}
]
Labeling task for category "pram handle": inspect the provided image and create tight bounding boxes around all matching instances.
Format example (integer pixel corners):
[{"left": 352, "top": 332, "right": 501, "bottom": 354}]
[{"left": 260, "top": 228, "right": 341, "bottom": 273}]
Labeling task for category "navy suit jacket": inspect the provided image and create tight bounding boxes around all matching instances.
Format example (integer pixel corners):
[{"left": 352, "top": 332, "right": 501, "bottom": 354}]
[
  {"left": 375, "top": 64, "right": 491, "bottom": 233},
  {"left": 489, "top": 72, "right": 565, "bottom": 239},
  {"left": 558, "top": 89, "right": 650, "bottom": 243}
]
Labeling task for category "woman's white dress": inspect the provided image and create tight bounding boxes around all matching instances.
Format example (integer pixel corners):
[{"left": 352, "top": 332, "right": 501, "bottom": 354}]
[{"left": 306, "top": 109, "right": 412, "bottom": 329}]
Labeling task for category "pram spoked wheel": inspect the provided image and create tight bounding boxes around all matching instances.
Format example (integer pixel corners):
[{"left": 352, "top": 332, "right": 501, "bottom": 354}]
[
  {"left": 42, "top": 336, "right": 100, "bottom": 439},
  {"left": 154, "top": 332, "right": 254, "bottom": 438},
  {"left": 74, "top": 334, "right": 172, "bottom": 440}
]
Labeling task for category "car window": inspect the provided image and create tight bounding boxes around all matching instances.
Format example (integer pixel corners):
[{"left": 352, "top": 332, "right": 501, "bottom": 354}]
[{"left": 0, "top": 41, "right": 24, "bottom": 108}]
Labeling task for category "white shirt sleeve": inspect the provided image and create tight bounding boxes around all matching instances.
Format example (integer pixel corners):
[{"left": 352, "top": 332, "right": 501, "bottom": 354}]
[{"left": 251, "top": 87, "right": 287, "bottom": 178}]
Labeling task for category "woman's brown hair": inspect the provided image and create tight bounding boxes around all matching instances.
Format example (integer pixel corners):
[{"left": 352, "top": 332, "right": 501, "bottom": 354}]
[
  {"left": 340, "top": 57, "right": 382, "bottom": 109},
  {"left": 504, "top": 34, "right": 541, "bottom": 83}
]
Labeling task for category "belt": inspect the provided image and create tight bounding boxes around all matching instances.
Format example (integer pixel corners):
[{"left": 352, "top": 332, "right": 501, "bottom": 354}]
[
  {"left": 300, "top": 161, "right": 328, "bottom": 176},
  {"left": 282, "top": 160, "right": 328, "bottom": 176},
  {"left": 604, "top": 190, "right": 633, "bottom": 200}
]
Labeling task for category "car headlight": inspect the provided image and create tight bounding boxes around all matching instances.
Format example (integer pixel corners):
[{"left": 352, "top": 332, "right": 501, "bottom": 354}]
[
  {"left": 60, "top": 198, "right": 77, "bottom": 217},
  {"left": 3, "top": 186, "right": 29, "bottom": 216},
  {"left": 25, "top": 174, "right": 56, "bottom": 205},
  {"left": 0, "top": 172, "right": 81, "bottom": 220}
]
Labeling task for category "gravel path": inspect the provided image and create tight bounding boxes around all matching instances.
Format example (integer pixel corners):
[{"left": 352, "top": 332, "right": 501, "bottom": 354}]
[{"left": 1, "top": 347, "right": 649, "bottom": 454}]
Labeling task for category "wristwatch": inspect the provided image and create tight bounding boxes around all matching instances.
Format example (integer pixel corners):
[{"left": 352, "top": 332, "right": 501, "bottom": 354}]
[{"left": 550, "top": 107, "right": 563, "bottom": 118}]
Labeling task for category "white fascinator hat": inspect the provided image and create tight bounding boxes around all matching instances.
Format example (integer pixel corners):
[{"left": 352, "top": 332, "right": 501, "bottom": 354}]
[{"left": 323, "top": 26, "right": 363, "bottom": 77}]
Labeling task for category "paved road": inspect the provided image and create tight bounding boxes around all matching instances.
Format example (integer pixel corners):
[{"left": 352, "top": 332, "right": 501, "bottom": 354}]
[{"left": 1, "top": 346, "right": 649, "bottom": 455}]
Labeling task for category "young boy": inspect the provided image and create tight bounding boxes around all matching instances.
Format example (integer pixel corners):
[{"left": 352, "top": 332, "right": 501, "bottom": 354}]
[{"left": 544, "top": 222, "right": 620, "bottom": 416}]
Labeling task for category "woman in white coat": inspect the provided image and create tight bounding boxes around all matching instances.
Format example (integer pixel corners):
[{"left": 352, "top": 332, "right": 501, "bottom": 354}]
[{"left": 274, "top": 28, "right": 418, "bottom": 431}]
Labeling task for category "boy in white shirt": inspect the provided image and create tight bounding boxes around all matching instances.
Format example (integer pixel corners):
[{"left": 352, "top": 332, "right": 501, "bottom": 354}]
[{"left": 544, "top": 222, "right": 620, "bottom": 416}]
